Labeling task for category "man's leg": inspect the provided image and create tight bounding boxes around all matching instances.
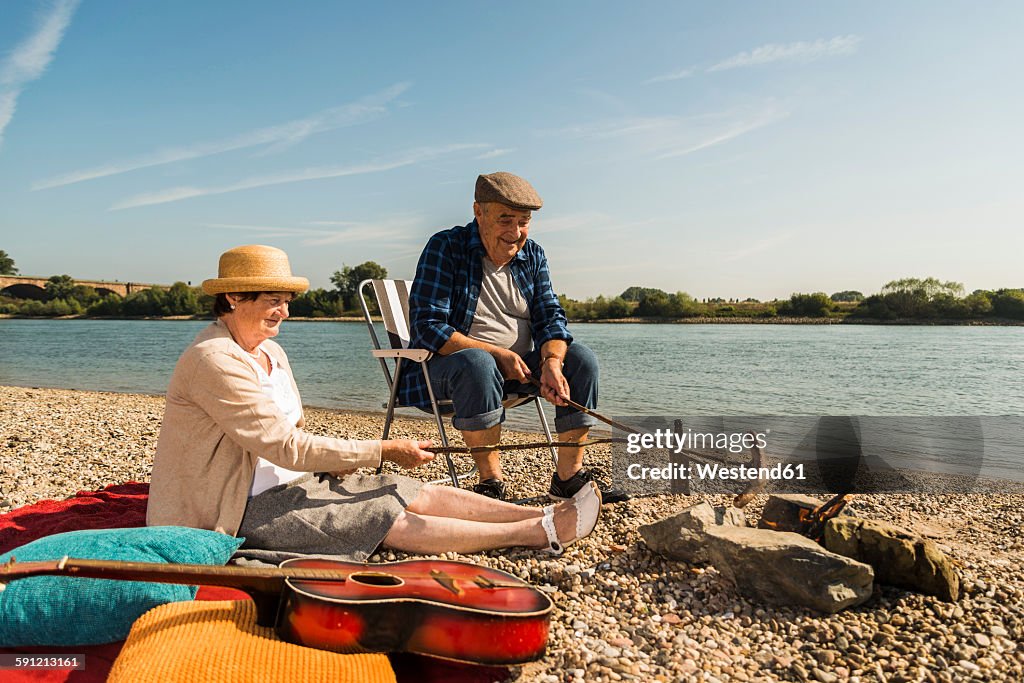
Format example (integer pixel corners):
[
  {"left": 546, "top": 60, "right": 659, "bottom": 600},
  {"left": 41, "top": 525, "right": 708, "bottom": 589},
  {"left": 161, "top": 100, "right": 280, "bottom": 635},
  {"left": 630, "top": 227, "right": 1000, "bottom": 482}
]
[
  {"left": 522, "top": 342, "right": 629, "bottom": 502},
  {"left": 463, "top": 424, "right": 503, "bottom": 481},
  {"left": 554, "top": 426, "right": 588, "bottom": 480},
  {"left": 425, "top": 349, "right": 506, "bottom": 491},
  {"left": 519, "top": 342, "right": 600, "bottom": 476}
]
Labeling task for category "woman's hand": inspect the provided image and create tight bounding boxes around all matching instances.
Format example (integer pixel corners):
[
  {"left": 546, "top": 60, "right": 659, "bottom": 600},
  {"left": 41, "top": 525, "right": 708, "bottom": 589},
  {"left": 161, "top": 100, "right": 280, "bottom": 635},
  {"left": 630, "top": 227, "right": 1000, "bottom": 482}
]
[{"left": 381, "top": 440, "right": 435, "bottom": 469}]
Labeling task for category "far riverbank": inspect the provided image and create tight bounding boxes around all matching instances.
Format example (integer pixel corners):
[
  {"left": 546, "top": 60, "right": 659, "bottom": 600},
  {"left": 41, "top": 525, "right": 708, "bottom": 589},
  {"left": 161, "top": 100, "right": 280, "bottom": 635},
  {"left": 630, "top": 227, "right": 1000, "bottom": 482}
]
[{"left": 1, "top": 313, "right": 1022, "bottom": 325}]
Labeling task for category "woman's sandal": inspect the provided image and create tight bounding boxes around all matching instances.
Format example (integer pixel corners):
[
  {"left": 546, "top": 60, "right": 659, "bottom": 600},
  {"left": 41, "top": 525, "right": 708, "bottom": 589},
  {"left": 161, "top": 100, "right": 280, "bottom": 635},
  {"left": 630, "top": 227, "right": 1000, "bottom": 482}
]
[{"left": 540, "top": 481, "right": 602, "bottom": 555}]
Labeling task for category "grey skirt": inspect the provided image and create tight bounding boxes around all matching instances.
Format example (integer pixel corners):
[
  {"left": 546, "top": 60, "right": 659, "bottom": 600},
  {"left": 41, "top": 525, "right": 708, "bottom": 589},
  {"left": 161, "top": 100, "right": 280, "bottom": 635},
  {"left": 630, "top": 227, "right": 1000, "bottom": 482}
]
[{"left": 237, "top": 472, "right": 423, "bottom": 563}]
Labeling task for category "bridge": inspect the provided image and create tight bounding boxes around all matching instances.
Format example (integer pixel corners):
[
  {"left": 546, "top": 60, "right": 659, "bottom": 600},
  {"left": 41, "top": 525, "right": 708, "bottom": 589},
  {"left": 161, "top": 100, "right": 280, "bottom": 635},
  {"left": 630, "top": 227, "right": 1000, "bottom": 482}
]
[{"left": 0, "top": 275, "right": 173, "bottom": 300}]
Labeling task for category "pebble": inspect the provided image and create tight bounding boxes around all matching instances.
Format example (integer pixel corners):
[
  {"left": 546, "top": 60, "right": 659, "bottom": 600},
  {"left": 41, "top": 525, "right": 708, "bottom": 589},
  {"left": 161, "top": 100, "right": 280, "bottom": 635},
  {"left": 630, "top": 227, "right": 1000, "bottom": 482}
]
[{"left": 4, "top": 385, "right": 1024, "bottom": 683}]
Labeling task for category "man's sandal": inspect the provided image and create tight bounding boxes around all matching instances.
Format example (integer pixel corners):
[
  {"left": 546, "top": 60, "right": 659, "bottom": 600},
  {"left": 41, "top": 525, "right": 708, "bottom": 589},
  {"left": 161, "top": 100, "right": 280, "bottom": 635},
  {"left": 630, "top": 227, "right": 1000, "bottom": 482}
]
[{"left": 540, "top": 481, "right": 602, "bottom": 555}]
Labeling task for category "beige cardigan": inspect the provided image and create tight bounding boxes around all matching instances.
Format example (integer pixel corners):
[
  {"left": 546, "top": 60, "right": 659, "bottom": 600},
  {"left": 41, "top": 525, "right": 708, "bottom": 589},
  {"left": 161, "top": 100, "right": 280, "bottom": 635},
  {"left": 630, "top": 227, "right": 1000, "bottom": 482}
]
[{"left": 147, "top": 321, "right": 382, "bottom": 536}]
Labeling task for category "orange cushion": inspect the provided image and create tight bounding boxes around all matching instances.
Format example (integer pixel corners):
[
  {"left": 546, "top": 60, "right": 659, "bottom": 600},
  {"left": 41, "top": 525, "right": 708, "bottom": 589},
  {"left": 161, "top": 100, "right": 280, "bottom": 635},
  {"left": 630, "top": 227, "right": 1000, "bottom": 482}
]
[{"left": 108, "top": 600, "right": 396, "bottom": 683}]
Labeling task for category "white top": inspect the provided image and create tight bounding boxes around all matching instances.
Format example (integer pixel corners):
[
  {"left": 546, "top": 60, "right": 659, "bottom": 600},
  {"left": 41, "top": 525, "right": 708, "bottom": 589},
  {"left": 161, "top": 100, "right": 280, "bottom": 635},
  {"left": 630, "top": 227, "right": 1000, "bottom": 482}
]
[
  {"left": 468, "top": 256, "right": 533, "bottom": 357},
  {"left": 242, "top": 346, "right": 306, "bottom": 496}
]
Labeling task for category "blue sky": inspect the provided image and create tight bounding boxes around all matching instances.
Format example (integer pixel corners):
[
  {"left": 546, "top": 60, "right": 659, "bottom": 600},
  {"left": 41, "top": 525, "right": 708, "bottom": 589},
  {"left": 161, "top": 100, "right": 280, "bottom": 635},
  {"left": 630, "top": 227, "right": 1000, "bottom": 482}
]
[{"left": 1, "top": 1, "right": 1021, "bottom": 300}]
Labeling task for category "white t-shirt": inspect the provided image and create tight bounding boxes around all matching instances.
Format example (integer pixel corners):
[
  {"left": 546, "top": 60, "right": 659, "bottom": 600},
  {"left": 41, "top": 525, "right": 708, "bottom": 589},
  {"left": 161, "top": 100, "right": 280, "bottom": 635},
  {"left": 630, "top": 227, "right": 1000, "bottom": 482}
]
[
  {"left": 243, "top": 346, "right": 306, "bottom": 496},
  {"left": 468, "top": 256, "right": 533, "bottom": 357}
]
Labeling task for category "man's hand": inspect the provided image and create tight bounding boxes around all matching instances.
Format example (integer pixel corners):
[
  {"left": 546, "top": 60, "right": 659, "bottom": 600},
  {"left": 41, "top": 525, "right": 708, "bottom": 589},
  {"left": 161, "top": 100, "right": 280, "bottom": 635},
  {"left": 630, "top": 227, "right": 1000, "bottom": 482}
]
[
  {"left": 492, "top": 348, "right": 531, "bottom": 383},
  {"left": 381, "top": 440, "right": 435, "bottom": 469},
  {"left": 539, "top": 358, "right": 570, "bottom": 407}
]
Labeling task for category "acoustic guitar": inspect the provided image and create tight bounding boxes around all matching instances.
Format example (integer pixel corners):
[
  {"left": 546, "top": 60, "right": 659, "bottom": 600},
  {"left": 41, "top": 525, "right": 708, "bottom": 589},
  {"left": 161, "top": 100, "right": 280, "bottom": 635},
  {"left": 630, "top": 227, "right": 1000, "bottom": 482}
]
[{"left": 0, "top": 556, "right": 553, "bottom": 665}]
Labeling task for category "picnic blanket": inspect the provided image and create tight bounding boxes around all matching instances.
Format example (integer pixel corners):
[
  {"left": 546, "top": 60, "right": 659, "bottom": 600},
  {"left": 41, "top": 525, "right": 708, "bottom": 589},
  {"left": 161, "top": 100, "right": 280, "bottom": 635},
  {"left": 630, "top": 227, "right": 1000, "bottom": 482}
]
[{"left": 0, "top": 483, "right": 510, "bottom": 683}]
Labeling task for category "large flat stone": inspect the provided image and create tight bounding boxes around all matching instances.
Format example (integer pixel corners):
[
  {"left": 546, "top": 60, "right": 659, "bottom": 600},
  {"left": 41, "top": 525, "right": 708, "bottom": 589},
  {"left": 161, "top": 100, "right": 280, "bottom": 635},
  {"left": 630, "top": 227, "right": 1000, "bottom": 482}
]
[
  {"left": 707, "top": 525, "right": 874, "bottom": 614},
  {"left": 824, "top": 517, "right": 960, "bottom": 601},
  {"left": 639, "top": 501, "right": 745, "bottom": 565},
  {"left": 641, "top": 502, "right": 874, "bottom": 613}
]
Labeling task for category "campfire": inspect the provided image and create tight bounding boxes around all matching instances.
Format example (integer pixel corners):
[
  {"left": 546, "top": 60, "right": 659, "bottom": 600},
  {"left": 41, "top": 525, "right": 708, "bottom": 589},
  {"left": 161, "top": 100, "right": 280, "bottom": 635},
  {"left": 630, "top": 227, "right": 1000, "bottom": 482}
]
[{"left": 757, "top": 492, "right": 856, "bottom": 544}]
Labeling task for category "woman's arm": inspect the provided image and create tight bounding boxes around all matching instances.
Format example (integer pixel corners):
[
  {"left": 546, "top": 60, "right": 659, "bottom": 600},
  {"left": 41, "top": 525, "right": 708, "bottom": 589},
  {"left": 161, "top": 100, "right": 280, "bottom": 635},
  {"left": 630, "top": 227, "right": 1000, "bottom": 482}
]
[{"left": 189, "top": 352, "right": 383, "bottom": 471}]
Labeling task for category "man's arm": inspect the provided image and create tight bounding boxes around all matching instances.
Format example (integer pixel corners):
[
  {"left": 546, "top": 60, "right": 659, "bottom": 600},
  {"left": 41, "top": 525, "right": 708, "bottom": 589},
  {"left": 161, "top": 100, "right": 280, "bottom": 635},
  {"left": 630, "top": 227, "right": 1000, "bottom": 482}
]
[
  {"left": 527, "top": 244, "right": 573, "bottom": 406},
  {"left": 538, "top": 339, "right": 570, "bottom": 406},
  {"left": 409, "top": 232, "right": 458, "bottom": 352},
  {"left": 528, "top": 243, "right": 573, "bottom": 348}
]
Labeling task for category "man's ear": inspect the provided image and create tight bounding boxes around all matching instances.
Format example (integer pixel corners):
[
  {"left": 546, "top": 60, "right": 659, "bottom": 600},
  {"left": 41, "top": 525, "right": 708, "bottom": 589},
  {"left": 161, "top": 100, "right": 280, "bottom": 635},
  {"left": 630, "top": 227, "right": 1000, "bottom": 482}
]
[{"left": 472, "top": 201, "right": 483, "bottom": 219}]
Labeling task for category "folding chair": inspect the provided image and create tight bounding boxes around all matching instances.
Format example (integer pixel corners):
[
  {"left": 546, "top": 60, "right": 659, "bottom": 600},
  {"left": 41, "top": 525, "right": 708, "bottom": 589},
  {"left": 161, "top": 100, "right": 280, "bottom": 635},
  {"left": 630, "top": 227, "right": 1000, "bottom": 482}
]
[{"left": 359, "top": 278, "right": 558, "bottom": 488}]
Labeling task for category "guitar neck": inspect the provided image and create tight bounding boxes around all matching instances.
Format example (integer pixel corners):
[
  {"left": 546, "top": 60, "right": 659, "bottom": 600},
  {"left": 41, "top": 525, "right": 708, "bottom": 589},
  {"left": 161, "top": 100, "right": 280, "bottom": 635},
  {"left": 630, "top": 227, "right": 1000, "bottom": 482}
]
[{"left": 0, "top": 557, "right": 337, "bottom": 598}]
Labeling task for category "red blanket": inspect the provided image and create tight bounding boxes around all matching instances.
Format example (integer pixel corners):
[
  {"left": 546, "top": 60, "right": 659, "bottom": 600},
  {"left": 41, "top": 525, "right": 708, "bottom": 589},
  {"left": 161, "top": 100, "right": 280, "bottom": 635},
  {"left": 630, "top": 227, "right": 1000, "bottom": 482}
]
[{"left": 0, "top": 483, "right": 508, "bottom": 683}]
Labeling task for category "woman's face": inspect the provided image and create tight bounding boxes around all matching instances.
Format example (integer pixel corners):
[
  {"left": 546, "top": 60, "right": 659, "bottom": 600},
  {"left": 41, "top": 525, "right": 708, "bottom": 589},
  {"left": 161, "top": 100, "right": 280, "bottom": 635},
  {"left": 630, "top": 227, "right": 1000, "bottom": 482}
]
[{"left": 228, "top": 292, "right": 293, "bottom": 342}]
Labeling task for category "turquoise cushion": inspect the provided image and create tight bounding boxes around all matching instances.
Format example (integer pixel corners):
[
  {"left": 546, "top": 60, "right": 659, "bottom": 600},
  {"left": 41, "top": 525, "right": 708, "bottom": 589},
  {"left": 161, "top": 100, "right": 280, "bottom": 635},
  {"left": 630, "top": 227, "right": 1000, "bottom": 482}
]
[{"left": 0, "top": 526, "right": 243, "bottom": 646}]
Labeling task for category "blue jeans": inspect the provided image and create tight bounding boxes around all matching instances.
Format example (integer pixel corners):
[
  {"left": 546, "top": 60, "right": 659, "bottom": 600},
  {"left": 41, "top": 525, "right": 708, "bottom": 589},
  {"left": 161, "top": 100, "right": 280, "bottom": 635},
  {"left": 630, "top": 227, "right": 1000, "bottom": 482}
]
[{"left": 423, "top": 343, "right": 600, "bottom": 433}]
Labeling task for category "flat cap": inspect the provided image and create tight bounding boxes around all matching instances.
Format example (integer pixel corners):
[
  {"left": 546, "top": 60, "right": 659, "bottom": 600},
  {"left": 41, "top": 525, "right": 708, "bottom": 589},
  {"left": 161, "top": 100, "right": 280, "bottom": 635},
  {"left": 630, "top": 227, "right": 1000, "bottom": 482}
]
[{"left": 475, "top": 172, "right": 543, "bottom": 211}]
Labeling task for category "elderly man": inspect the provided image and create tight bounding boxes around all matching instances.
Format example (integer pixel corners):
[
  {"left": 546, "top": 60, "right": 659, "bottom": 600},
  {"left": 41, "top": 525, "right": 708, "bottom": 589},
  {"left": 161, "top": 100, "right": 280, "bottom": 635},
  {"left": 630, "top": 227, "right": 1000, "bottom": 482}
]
[{"left": 403, "top": 171, "right": 628, "bottom": 503}]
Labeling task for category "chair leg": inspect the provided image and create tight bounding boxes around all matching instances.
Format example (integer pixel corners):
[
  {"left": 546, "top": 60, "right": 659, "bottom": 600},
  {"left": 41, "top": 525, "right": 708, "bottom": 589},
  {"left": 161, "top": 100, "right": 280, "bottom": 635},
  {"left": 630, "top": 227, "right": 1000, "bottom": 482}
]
[
  {"left": 534, "top": 398, "right": 558, "bottom": 467},
  {"left": 376, "top": 359, "right": 404, "bottom": 475},
  {"left": 419, "top": 361, "right": 480, "bottom": 488}
]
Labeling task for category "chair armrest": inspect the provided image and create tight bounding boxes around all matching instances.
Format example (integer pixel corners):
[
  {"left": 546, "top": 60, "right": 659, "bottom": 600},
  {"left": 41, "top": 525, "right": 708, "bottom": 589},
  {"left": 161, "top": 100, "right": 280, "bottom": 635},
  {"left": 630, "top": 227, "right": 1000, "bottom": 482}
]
[{"left": 372, "top": 349, "right": 432, "bottom": 363}]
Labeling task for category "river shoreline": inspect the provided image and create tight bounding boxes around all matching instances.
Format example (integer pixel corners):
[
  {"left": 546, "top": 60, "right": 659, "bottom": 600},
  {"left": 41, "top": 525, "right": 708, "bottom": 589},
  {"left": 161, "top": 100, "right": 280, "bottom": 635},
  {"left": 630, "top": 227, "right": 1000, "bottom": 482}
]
[
  {"left": 2, "top": 314, "right": 1022, "bottom": 326},
  {"left": 2, "top": 385, "right": 1022, "bottom": 681}
]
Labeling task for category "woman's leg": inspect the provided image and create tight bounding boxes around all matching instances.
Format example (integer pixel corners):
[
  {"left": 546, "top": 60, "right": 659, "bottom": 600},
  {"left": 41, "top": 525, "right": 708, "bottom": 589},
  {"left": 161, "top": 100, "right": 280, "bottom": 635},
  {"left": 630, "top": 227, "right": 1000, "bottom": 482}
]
[
  {"left": 382, "top": 497, "right": 579, "bottom": 554},
  {"left": 404, "top": 483, "right": 543, "bottom": 523}
]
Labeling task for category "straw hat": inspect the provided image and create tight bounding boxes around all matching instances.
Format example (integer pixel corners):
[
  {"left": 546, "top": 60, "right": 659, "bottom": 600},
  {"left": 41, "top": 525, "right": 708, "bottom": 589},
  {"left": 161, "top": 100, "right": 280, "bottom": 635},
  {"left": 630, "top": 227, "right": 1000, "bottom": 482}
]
[{"left": 201, "top": 245, "right": 309, "bottom": 295}]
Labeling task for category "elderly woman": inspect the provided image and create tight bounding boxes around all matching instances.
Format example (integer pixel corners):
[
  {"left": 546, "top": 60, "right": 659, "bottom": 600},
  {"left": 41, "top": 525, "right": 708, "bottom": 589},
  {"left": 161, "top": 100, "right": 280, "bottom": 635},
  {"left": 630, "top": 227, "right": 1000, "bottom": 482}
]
[{"left": 147, "top": 245, "right": 600, "bottom": 560}]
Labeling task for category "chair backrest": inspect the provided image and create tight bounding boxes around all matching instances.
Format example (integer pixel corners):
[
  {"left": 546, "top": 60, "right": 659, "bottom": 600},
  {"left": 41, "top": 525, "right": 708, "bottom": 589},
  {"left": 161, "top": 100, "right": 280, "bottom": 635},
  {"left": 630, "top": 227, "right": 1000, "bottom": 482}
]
[{"left": 359, "top": 279, "right": 414, "bottom": 351}]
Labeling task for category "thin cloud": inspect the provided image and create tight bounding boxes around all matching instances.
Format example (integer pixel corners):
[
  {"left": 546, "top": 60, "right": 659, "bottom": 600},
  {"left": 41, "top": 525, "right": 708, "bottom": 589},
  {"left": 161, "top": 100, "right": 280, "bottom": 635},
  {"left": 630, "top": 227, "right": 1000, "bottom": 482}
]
[
  {"left": 644, "top": 67, "right": 696, "bottom": 85},
  {"left": 33, "top": 82, "right": 411, "bottom": 189},
  {"left": 538, "top": 211, "right": 616, "bottom": 235},
  {"left": 476, "top": 147, "right": 515, "bottom": 160},
  {"left": 0, "top": 0, "right": 79, "bottom": 147},
  {"left": 719, "top": 232, "right": 796, "bottom": 263},
  {"left": 548, "top": 107, "right": 785, "bottom": 160},
  {"left": 656, "top": 110, "right": 784, "bottom": 159},
  {"left": 203, "top": 215, "right": 424, "bottom": 246},
  {"left": 647, "top": 35, "right": 861, "bottom": 84},
  {"left": 110, "top": 143, "right": 486, "bottom": 210},
  {"left": 552, "top": 116, "right": 681, "bottom": 140},
  {"left": 708, "top": 35, "right": 862, "bottom": 72}
]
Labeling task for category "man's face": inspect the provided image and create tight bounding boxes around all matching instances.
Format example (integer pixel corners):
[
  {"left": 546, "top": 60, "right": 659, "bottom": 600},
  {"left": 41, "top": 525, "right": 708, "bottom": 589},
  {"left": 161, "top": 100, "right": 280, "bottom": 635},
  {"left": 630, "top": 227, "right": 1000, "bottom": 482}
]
[{"left": 474, "top": 202, "right": 532, "bottom": 266}]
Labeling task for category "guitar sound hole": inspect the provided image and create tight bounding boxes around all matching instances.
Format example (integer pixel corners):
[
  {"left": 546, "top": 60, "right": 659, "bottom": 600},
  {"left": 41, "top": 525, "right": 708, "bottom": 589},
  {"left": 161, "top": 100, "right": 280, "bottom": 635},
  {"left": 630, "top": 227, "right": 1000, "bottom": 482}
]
[{"left": 349, "top": 572, "right": 404, "bottom": 587}]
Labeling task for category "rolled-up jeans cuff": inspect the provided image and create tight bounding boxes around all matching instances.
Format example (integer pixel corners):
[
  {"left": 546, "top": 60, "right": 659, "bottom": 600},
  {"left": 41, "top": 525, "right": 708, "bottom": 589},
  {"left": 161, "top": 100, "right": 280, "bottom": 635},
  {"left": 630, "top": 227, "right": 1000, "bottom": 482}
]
[
  {"left": 452, "top": 406, "right": 505, "bottom": 431},
  {"left": 555, "top": 411, "right": 599, "bottom": 432}
]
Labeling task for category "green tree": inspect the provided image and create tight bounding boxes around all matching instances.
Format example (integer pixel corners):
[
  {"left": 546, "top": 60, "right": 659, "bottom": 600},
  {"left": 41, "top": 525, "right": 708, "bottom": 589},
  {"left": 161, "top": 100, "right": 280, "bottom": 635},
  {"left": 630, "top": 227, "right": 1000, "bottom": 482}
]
[
  {"left": 87, "top": 293, "right": 124, "bottom": 316},
  {"left": 122, "top": 288, "right": 168, "bottom": 316},
  {"left": 991, "top": 289, "right": 1024, "bottom": 320},
  {"left": 780, "top": 292, "right": 832, "bottom": 317},
  {"left": 605, "top": 296, "right": 632, "bottom": 318},
  {"left": 69, "top": 285, "right": 100, "bottom": 306},
  {"left": 0, "top": 250, "right": 17, "bottom": 275},
  {"left": 619, "top": 286, "right": 667, "bottom": 302},
  {"left": 331, "top": 261, "right": 388, "bottom": 311},
  {"left": 290, "top": 288, "right": 344, "bottom": 317},
  {"left": 44, "top": 275, "right": 77, "bottom": 301},
  {"left": 881, "top": 277, "right": 964, "bottom": 299},
  {"left": 830, "top": 290, "right": 864, "bottom": 302},
  {"left": 636, "top": 290, "right": 670, "bottom": 317},
  {"left": 163, "top": 282, "right": 202, "bottom": 315}
]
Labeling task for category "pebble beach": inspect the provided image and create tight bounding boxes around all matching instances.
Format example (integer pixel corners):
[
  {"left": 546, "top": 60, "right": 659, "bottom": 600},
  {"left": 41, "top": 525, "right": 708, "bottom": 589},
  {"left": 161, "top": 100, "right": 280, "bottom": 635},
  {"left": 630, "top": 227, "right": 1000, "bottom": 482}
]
[{"left": 1, "top": 384, "right": 1022, "bottom": 682}]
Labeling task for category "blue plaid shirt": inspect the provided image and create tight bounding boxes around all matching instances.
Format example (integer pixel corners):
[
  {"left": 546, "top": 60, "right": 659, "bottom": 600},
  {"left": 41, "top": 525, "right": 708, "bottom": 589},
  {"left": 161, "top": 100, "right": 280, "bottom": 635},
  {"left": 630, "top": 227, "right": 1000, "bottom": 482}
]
[{"left": 400, "top": 219, "right": 572, "bottom": 408}]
